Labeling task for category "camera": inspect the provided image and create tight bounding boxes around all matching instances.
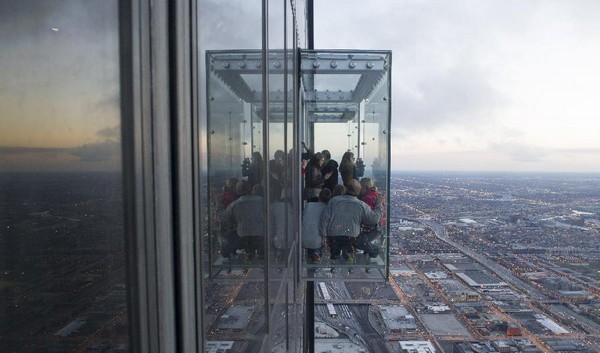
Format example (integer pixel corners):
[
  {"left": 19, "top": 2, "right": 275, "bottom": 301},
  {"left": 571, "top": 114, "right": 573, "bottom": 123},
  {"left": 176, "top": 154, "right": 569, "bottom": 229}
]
[
  {"left": 241, "top": 157, "right": 251, "bottom": 173},
  {"left": 356, "top": 157, "right": 365, "bottom": 177}
]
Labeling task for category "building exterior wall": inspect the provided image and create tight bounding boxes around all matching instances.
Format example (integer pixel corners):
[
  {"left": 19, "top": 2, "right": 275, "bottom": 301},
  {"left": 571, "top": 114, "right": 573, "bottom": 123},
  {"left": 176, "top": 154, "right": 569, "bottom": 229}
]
[{"left": 0, "top": 1, "right": 309, "bottom": 353}]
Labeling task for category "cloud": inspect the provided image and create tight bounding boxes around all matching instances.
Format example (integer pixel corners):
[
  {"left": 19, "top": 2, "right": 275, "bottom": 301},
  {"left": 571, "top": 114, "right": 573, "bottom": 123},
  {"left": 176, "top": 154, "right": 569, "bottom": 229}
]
[
  {"left": 0, "top": 146, "right": 67, "bottom": 156},
  {"left": 557, "top": 147, "right": 600, "bottom": 155},
  {"left": 314, "top": 1, "right": 515, "bottom": 137},
  {"left": 96, "top": 125, "right": 120, "bottom": 140},
  {"left": 199, "top": 1, "right": 264, "bottom": 49},
  {"left": 93, "top": 92, "right": 120, "bottom": 113},
  {"left": 70, "top": 140, "right": 120, "bottom": 162},
  {"left": 0, "top": 139, "right": 120, "bottom": 172},
  {"left": 487, "top": 140, "right": 600, "bottom": 165},
  {"left": 396, "top": 64, "right": 504, "bottom": 132},
  {"left": 488, "top": 142, "right": 549, "bottom": 163}
]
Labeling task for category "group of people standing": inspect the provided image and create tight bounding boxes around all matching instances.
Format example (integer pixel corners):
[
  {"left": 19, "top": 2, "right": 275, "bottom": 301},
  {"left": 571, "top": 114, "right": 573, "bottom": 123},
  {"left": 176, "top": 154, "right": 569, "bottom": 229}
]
[
  {"left": 215, "top": 143, "right": 385, "bottom": 264},
  {"left": 302, "top": 148, "right": 384, "bottom": 263}
]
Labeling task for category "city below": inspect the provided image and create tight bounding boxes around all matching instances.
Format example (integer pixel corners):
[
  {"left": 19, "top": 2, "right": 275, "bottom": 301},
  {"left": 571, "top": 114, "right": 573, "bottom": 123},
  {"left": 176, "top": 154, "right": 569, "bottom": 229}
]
[
  {"left": 208, "top": 172, "right": 600, "bottom": 353},
  {"left": 2, "top": 171, "right": 600, "bottom": 352}
]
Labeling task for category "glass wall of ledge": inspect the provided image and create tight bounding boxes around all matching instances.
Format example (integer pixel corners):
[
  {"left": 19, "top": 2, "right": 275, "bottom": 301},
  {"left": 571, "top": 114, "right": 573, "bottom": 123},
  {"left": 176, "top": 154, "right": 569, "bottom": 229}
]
[
  {"left": 199, "top": 1, "right": 305, "bottom": 351},
  {"left": 300, "top": 50, "right": 392, "bottom": 281},
  {"left": 206, "top": 49, "right": 297, "bottom": 277},
  {"left": 205, "top": 47, "right": 301, "bottom": 351}
]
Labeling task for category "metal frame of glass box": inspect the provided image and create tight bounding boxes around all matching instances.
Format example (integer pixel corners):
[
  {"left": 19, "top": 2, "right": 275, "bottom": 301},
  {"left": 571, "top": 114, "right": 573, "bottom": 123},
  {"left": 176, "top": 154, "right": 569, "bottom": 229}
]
[{"left": 206, "top": 49, "right": 391, "bottom": 281}]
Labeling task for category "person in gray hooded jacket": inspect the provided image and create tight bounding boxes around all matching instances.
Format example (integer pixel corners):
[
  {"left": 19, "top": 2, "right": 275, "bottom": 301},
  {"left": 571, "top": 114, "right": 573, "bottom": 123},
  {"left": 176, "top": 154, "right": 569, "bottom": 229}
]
[
  {"left": 302, "top": 188, "right": 331, "bottom": 263},
  {"left": 223, "top": 180, "right": 265, "bottom": 259},
  {"left": 320, "top": 179, "right": 384, "bottom": 260}
]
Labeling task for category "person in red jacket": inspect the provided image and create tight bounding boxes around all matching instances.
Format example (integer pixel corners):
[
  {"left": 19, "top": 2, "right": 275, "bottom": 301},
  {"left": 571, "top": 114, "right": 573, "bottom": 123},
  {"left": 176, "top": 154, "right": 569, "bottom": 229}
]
[
  {"left": 359, "top": 177, "right": 378, "bottom": 209},
  {"left": 357, "top": 177, "right": 385, "bottom": 258}
]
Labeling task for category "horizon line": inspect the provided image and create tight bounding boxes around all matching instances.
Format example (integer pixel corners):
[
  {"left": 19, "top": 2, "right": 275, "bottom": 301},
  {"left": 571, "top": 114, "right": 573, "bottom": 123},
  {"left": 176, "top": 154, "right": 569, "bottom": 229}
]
[{"left": 2, "top": 169, "right": 600, "bottom": 175}]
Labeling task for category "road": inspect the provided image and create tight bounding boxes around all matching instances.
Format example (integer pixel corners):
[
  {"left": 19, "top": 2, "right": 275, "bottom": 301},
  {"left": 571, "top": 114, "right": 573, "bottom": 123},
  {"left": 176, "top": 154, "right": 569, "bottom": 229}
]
[{"left": 419, "top": 219, "right": 548, "bottom": 301}]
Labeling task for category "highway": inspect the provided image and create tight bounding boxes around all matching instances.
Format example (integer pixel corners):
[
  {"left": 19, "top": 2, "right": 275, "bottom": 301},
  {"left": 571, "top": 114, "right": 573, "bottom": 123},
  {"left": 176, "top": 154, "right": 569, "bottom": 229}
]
[
  {"left": 419, "top": 219, "right": 548, "bottom": 301},
  {"left": 415, "top": 219, "right": 600, "bottom": 351}
]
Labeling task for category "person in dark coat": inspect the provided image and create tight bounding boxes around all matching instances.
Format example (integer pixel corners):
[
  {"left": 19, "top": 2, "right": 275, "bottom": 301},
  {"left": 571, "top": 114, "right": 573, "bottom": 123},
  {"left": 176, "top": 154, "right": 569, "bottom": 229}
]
[
  {"left": 304, "top": 152, "right": 332, "bottom": 202},
  {"left": 339, "top": 151, "right": 358, "bottom": 184},
  {"left": 320, "top": 150, "right": 339, "bottom": 192},
  {"left": 242, "top": 151, "right": 264, "bottom": 188}
]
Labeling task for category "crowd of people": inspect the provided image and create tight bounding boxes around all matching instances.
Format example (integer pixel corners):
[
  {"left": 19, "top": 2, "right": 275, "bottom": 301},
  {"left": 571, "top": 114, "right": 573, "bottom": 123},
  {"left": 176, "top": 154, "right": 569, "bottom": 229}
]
[{"left": 215, "top": 143, "right": 385, "bottom": 265}]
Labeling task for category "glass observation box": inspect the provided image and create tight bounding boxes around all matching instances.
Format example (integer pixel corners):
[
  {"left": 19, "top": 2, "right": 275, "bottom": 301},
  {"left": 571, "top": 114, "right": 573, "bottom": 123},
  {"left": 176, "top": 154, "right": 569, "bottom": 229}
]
[{"left": 206, "top": 49, "right": 391, "bottom": 281}]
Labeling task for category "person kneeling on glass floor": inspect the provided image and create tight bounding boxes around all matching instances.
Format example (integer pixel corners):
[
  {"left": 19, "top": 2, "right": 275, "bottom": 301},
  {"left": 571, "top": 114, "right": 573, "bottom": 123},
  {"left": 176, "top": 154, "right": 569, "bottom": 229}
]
[
  {"left": 357, "top": 177, "right": 385, "bottom": 258},
  {"left": 223, "top": 180, "right": 265, "bottom": 260},
  {"left": 302, "top": 188, "right": 331, "bottom": 264},
  {"left": 320, "top": 179, "right": 384, "bottom": 261}
]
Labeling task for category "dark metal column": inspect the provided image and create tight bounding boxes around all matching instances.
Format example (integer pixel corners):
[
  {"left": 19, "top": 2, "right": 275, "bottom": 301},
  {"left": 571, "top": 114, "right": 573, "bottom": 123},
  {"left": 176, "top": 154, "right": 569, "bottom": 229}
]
[
  {"left": 305, "top": 2, "right": 315, "bottom": 352},
  {"left": 305, "top": 281, "right": 315, "bottom": 353},
  {"left": 307, "top": 0, "right": 314, "bottom": 50}
]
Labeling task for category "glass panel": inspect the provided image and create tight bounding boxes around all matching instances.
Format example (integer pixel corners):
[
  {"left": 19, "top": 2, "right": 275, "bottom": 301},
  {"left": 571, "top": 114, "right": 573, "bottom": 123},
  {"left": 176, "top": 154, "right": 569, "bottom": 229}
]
[
  {"left": 207, "top": 50, "right": 300, "bottom": 275},
  {"left": 203, "top": 36, "right": 301, "bottom": 353},
  {"left": 199, "top": 2, "right": 268, "bottom": 352},
  {"left": 0, "top": 1, "right": 128, "bottom": 352},
  {"left": 301, "top": 50, "right": 392, "bottom": 281},
  {"left": 267, "top": 1, "right": 292, "bottom": 351}
]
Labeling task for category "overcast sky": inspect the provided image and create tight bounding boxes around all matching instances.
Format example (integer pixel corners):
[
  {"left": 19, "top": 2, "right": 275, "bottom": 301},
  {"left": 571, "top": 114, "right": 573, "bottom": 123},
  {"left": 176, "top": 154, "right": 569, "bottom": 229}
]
[
  {"left": 0, "top": 0, "right": 120, "bottom": 172},
  {"left": 1, "top": 0, "right": 599, "bottom": 173},
  {"left": 316, "top": 0, "right": 600, "bottom": 172}
]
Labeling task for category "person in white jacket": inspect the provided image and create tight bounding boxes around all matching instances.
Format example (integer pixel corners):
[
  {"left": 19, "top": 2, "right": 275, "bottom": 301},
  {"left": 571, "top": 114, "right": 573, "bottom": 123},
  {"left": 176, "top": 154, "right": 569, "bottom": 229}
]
[
  {"left": 320, "top": 179, "right": 384, "bottom": 261},
  {"left": 223, "top": 181, "right": 265, "bottom": 260},
  {"left": 270, "top": 192, "right": 294, "bottom": 262},
  {"left": 302, "top": 188, "right": 331, "bottom": 263}
]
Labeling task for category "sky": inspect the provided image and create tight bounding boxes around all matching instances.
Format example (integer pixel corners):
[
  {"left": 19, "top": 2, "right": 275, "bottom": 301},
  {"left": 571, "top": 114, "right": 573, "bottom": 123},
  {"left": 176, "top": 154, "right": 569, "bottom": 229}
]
[
  {"left": 0, "top": 0, "right": 120, "bottom": 172},
  {"left": 316, "top": 0, "right": 600, "bottom": 172},
  {"left": 1, "top": 1, "right": 599, "bottom": 173}
]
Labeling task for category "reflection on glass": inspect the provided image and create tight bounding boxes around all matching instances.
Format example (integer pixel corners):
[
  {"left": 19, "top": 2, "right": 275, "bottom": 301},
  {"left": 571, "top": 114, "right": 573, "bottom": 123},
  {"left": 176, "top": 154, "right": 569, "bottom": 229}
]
[
  {"left": 206, "top": 50, "right": 297, "bottom": 275},
  {"left": 0, "top": 1, "right": 127, "bottom": 352},
  {"left": 198, "top": 2, "right": 274, "bottom": 351},
  {"left": 204, "top": 47, "right": 300, "bottom": 352}
]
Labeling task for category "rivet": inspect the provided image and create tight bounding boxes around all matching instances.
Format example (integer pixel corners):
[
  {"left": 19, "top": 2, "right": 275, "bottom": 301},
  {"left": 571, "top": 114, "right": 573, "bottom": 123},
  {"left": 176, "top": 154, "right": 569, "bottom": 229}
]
[
  {"left": 239, "top": 61, "right": 246, "bottom": 68},
  {"left": 349, "top": 61, "right": 356, "bottom": 68},
  {"left": 223, "top": 62, "right": 230, "bottom": 68},
  {"left": 274, "top": 61, "right": 281, "bottom": 68},
  {"left": 330, "top": 60, "right": 337, "bottom": 68},
  {"left": 256, "top": 61, "right": 262, "bottom": 68},
  {"left": 366, "top": 62, "right": 374, "bottom": 69}
]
